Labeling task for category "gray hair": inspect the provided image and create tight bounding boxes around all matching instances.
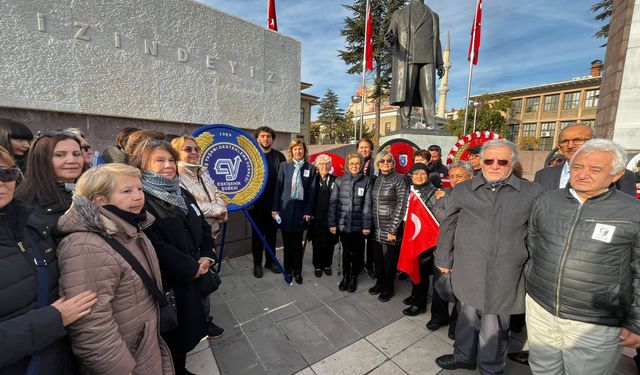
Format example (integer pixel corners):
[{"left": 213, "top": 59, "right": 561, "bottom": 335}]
[
  {"left": 480, "top": 139, "right": 518, "bottom": 163},
  {"left": 314, "top": 154, "right": 332, "bottom": 167},
  {"left": 570, "top": 139, "right": 627, "bottom": 175},
  {"left": 374, "top": 150, "right": 395, "bottom": 173},
  {"left": 448, "top": 160, "right": 474, "bottom": 176}
]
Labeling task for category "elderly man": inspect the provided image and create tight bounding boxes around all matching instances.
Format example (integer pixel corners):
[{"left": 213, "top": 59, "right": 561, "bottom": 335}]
[
  {"left": 525, "top": 139, "right": 640, "bottom": 374},
  {"left": 535, "top": 123, "right": 636, "bottom": 195},
  {"left": 434, "top": 139, "right": 543, "bottom": 374}
]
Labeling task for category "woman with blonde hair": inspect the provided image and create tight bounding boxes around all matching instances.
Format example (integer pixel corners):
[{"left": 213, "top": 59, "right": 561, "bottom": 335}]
[
  {"left": 56, "top": 164, "right": 174, "bottom": 374},
  {"left": 272, "top": 138, "right": 317, "bottom": 284}
]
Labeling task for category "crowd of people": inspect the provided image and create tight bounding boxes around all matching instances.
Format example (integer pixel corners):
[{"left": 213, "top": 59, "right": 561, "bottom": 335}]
[{"left": 1, "top": 117, "right": 640, "bottom": 375}]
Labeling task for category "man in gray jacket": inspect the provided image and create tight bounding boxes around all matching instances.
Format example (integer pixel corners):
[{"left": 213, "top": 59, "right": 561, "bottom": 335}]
[
  {"left": 434, "top": 139, "right": 542, "bottom": 374},
  {"left": 525, "top": 139, "right": 640, "bottom": 374}
]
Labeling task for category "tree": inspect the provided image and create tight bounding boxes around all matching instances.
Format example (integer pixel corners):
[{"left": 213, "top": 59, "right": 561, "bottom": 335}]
[
  {"left": 592, "top": 0, "right": 612, "bottom": 46},
  {"left": 310, "top": 121, "right": 321, "bottom": 144},
  {"left": 318, "top": 89, "right": 345, "bottom": 144},
  {"left": 339, "top": 0, "right": 408, "bottom": 143},
  {"left": 445, "top": 96, "right": 511, "bottom": 138}
]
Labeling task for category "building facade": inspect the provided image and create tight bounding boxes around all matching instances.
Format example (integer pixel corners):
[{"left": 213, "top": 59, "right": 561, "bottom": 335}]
[{"left": 298, "top": 82, "right": 320, "bottom": 141}]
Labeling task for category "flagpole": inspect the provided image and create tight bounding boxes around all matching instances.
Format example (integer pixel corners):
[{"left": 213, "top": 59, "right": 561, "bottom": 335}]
[
  {"left": 463, "top": 0, "right": 481, "bottom": 136},
  {"left": 359, "top": 0, "right": 370, "bottom": 140}
]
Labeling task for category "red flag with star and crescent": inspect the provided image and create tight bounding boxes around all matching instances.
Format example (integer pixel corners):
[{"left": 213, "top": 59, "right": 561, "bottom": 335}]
[
  {"left": 468, "top": 0, "right": 482, "bottom": 65},
  {"left": 398, "top": 189, "right": 440, "bottom": 284},
  {"left": 364, "top": 0, "right": 373, "bottom": 71},
  {"left": 268, "top": 0, "right": 278, "bottom": 31}
]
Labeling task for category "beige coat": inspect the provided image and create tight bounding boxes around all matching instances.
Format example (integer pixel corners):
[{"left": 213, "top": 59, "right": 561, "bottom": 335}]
[
  {"left": 178, "top": 161, "right": 227, "bottom": 236},
  {"left": 56, "top": 196, "right": 174, "bottom": 375}
]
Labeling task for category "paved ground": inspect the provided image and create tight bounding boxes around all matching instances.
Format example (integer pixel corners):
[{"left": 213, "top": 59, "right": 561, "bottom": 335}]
[{"left": 186, "top": 246, "right": 639, "bottom": 375}]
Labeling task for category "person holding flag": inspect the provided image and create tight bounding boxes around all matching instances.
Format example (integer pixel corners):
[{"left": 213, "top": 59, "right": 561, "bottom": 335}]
[{"left": 398, "top": 163, "right": 442, "bottom": 317}]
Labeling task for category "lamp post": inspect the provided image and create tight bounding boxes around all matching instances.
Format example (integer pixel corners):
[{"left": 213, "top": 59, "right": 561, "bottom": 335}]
[
  {"left": 471, "top": 101, "right": 482, "bottom": 132},
  {"left": 351, "top": 95, "right": 362, "bottom": 143}
]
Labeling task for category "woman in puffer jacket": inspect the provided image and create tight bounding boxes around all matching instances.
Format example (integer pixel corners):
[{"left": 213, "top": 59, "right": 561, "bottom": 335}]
[
  {"left": 56, "top": 164, "right": 174, "bottom": 375},
  {"left": 328, "top": 153, "right": 372, "bottom": 293},
  {"left": 368, "top": 150, "right": 407, "bottom": 303}
]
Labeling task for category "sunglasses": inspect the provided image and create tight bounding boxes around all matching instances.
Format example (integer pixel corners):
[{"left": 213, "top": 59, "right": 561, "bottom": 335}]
[
  {"left": 379, "top": 159, "right": 393, "bottom": 164},
  {"left": 483, "top": 159, "right": 510, "bottom": 166},
  {"left": 183, "top": 146, "right": 201, "bottom": 154},
  {"left": 36, "top": 130, "right": 77, "bottom": 140},
  {"left": 81, "top": 145, "right": 91, "bottom": 152},
  {"left": 0, "top": 167, "right": 22, "bottom": 183}
]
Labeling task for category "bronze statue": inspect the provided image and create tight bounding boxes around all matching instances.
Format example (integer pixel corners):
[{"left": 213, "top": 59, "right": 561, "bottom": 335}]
[{"left": 385, "top": 0, "right": 444, "bottom": 128}]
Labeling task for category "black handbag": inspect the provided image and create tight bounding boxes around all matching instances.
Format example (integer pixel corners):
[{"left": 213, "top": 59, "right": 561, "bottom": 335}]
[
  {"left": 198, "top": 268, "right": 222, "bottom": 297},
  {"left": 99, "top": 235, "right": 178, "bottom": 333}
]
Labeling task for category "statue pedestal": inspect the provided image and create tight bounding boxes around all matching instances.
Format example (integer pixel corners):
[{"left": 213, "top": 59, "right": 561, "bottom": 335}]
[{"left": 380, "top": 127, "right": 458, "bottom": 156}]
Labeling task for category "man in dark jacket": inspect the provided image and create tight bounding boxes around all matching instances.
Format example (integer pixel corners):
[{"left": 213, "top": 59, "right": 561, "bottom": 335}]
[
  {"left": 248, "top": 126, "right": 286, "bottom": 278},
  {"left": 434, "top": 139, "right": 543, "bottom": 374},
  {"left": 534, "top": 123, "right": 636, "bottom": 196},
  {"left": 525, "top": 139, "right": 640, "bottom": 374},
  {"left": 427, "top": 144, "right": 448, "bottom": 179},
  {"left": 358, "top": 137, "right": 377, "bottom": 278}
]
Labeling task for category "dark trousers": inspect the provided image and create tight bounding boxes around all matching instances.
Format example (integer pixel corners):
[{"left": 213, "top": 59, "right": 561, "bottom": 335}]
[
  {"left": 282, "top": 231, "right": 304, "bottom": 275},
  {"left": 399, "top": 63, "right": 436, "bottom": 126},
  {"left": 365, "top": 236, "right": 374, "bottom": 267},
  {"left": 410, "top": 251, "right": 434, "bottom": 308},
  {"left": 312, "top": 242, "right": 335, "bottom": 270},
  {"left": 249, "top": 206, "right": 277, "bottom": 267},
  {"left": 454, "top": 300, "right": 511, "bottom": 375},
  {"left": 340, "top": 232, "right": 365, "bottom": 275},
  {"left": 372, "top": 240, "right": 399, "bottom": 293}
]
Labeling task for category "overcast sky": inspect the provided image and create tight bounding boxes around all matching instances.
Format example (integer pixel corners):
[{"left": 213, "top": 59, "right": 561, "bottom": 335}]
[{"left": 199, "top": 0, "right": 606, "bottom": 119}]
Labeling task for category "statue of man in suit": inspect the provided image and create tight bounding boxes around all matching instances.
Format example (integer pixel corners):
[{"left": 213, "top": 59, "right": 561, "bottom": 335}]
[{"left": 385, "top": 0, "right": 444, "bottom": 128}]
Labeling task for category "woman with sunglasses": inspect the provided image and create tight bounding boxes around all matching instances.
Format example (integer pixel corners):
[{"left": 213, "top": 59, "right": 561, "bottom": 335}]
[
  {"left": 368, "top": 150, "right": 407, "bottom": 303},
  {"left": 171, "top": 135, "right": 227, "bottom": 339},
  {"left": 15, "top": 132, "right": 84, "bottom": 231},
  {"left": 0, "top": 118, "right": 34, "bottom": 174},
  {"left": 130, "top": 139, "right": 216, "bottom": 375},
  {"left": 272, "top": 138, "right": 317, "bottom": 284},
  {"left": 0, "top": 146, "right": 97, "bottom": 375}
]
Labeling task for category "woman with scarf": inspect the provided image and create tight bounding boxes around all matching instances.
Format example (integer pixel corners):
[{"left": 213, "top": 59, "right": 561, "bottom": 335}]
[
  {"left": 171, "top": 135, "right": 227, "bottom": 339},
  {"left": 272, "top": 139, "right": 317, "bottom": 284},
  {"left": 129, "top": 140, "right": 216, "bottom": 375}
]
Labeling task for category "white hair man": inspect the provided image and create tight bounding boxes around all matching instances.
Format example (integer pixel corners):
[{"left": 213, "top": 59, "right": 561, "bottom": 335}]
[{"left": 525, "top": 139, "right": 640, "bottom": 374}]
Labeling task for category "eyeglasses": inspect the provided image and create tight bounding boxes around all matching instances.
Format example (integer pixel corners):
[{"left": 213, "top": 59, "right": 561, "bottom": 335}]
[
  {"left": 558, "top": 137, "right": 590, "bottom": 147},
  {"left": 349, "top": 162, "right": 362, "bottom": 166},
  {"left": 378, "top": 159, "right": 393, "bottom": 164},
  {"left": 36, "top": 129, "right": 77, "bottom": 140},
  {"left": 81, "top": 145, "right": 91, "bottom": 152},
  {"left": 483, "top": 159, "right": 510, "bottom": 166},
  {"left": 183, "top": 146, "right": 201, "bottom": 154},
  {"left": 0, "top": 167, "right": 22, "bottom": 183}
]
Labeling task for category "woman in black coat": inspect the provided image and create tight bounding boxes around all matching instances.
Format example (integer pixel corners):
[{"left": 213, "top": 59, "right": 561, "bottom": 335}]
[
  {"left": 328, "top": 153, "right": 372, "bottom": 293},
  {"left": 0, "top": 146, "right": 97, "bottom": 375},
  {"left": 369, "top": 150, "right": 407, "bottom": 303},
  {"left": 272, "top": 139, "right": 317, "bottom": 284},
  {"left": 309, "top": 154, "right": 338, "bottom": 277},
  {"left": 129, "top": 140, "right": 217, "bottom": 375}
]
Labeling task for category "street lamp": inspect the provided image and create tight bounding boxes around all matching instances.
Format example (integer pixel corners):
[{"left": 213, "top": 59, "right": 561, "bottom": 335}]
[
  {"left": 351, "top": 95, "right": 362, "bottom": 142},
  {"left": 471, "top": 101, "right": 483, "bottom": 132}
]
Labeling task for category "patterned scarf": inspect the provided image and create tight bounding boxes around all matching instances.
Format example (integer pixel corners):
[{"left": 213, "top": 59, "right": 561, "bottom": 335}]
[
  {"left": 290, "top": 160, "right": 305, "bottom": 200},
  {"left": 142, "top": 170, "right": 188, "bottom": 214}
]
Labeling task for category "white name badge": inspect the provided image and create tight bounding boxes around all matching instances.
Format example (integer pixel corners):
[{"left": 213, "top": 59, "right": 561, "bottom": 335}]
[
  {"left": 190, "top": 203, "right": 202, "bottom": 216},
  {"left": 592, "top": 223, "right": 615, "bottom": 243},
  {"left": 358, "top": 187, "right": 365, "bottom": 196},
  {"left": 303, "top": 169, "right": 310, "bottom": 177}
]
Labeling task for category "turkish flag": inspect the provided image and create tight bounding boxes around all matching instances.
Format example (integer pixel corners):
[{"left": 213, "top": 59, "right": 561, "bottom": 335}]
[
  {"left": 398, "top": 189, "right": 440, "bottom": 284},
  {"left": 468, "top": 0, "right": 482, "bottom": 65},
  {"left": 364, "top": 0, "right": 373, "bottom": 71},
  {"left": 268, "top": 0, "right": 278, "bottom": 31}
]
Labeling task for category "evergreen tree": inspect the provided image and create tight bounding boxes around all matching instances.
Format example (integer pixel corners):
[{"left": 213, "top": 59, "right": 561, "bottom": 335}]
[
  {"left": 592, "top": 0, "right": 612, "bottom": 45},
  {"left": 318, "top": 89, "right": 345, "bottom": 144},
  {"left": 339, "top": 0, "right": 408, "bottom": 143}
]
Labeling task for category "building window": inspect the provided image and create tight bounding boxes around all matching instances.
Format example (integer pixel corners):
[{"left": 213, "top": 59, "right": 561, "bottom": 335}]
[
  {"left": 510, "top": 99, "right": 523, "bottom": 115},
  {"left": 559, "top": 120, "right": 577, "bottom": 130},
  {"left": 538, "top": 122, "right": 556, "bottom": 151},
  {"left": 525, "top": 97, "right": 540, "bottom": 113},
  {"left": 300, "top": 107, "right": 305, "bottom": 123},
  {"left": 506, "top": 124, "right": 520, "bottom": 142},
  {"left": 384, "top": 122, "right": 391, "bottom": 133},
  {"left": 562, "top": 92, "right": 580, "bottom": 110},
  {"left": 543, "top": 94, "right": 559, "bottom": 112},
  {"left": 522, "top": 123, "right": 537, "bottom": 137},
  {"left": 582, "top": 119, "right": 595, "bottom": 128},
  {"left": 584, "top": 89, "right": 599, "bottom": 108}
]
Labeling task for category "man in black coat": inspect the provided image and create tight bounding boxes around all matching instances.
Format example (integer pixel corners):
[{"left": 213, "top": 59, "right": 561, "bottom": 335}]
[
  {"left": 358, "top": 138, "right": 377, "bottom": 278},
  {"left": 534, "top": 123, "right": 636, "bottom": 196},
  {"left": 427, "top": 145, "right": 448, "bottom": 179},
  {"left": 248, "top": 126, "right": 286, "bottom": 278}
]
